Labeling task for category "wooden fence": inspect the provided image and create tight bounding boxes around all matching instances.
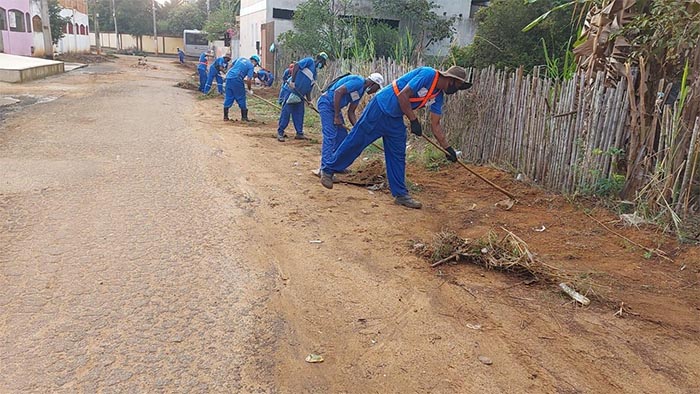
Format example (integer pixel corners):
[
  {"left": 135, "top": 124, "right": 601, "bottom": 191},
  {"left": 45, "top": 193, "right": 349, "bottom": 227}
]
[
  {"left": 306, "top": 59, "right": 699, "bottom": 215},
  {"left": 442, "top": 67, "right": 632, "bottom": 195}
]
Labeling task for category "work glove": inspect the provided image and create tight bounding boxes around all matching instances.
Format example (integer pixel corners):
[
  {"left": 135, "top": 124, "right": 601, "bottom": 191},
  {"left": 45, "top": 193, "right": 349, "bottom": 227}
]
[
  {"left": 409, "top": 119, "right": 422, "bottom": 136},
  {"left": 444, "top": 146, "right": 458, "bottom": 162},
  {"left": 247, "top": 89, "right": 253, "bottom": 96},
  {"left": 287, "top": 80, "right": 296, "bottom": 90}
]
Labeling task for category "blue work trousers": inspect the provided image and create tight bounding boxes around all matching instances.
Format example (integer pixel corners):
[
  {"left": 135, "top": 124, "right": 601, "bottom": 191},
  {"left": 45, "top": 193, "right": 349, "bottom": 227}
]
[
  {"left": 224, "top": 77, "right": 247, "bottom": 110},
  {"left": 318, "top": 95, "right": 348, "bottom": 168},
  {"left": 277, "top": 86, "right": 305, "bottom": 137},
  {"left": 322, "top": 98, "right": 408, "bottom": 197},
  {"left": 205, "top": 69, "right": 224, "bottom": 94},
  {"left": 198, "top": 68, "right": 208, "bottom": 92}
]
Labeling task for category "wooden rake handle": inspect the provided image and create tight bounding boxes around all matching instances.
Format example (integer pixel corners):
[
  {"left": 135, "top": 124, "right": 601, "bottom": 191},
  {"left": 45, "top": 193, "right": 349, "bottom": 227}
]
[
  {"left": 252, "top": 93, "right": 384, "bottom": 152},
  {"left": 421, "top": 135, "right": 516, "bottom": 200}
]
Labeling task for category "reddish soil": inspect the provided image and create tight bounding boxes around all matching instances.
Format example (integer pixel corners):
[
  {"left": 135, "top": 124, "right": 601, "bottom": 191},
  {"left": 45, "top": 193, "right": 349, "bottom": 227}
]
[{"left": 194, "top": 85, "right": 700, "bottom": 393}]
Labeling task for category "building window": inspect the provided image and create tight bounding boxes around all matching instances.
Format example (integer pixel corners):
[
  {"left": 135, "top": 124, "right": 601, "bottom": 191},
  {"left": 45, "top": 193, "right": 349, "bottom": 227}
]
[
  {"left": 32, "top": 15, "right": 41, "bottom": 32},
  {"left": 25, "top": 12, "right": 31, "bottom": 32},
  {"left": 272, "top": 8, "right": 295, "bottom": 20},
  {"left": 8, "top": 9, "right": 26, "bottom": 32},
  {"left": 79, "top": 24, "right": 85, "bottom": 35},
  {"left": 67, "top": 23, "right": 73, "bottom": 34},
  {"left": 74, "top": 23, "right": 78, "bottom": 35},
  {"left": 0, "top": 8, "right": 6, "bottom": 31}
]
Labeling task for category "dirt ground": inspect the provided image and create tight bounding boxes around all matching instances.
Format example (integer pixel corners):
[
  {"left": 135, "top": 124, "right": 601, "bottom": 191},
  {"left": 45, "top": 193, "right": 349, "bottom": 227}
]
[{"left": 1, "top": 56, "right": 699, "bottom": 393}]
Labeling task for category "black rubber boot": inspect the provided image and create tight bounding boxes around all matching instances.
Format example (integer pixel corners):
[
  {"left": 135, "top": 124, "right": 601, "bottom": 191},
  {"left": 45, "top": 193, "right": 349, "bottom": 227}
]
[
  {"left": 395, "top": 195, "right": 423, "bottom": 209},
  {"left": 241, "top": 109, "right": 249, "bottom": 122},
  {"left": 223, "top": 107, "right": 229, "bottom": 121}
]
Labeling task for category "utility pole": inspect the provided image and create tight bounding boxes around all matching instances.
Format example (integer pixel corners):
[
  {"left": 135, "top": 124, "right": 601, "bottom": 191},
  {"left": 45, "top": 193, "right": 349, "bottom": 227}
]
[
  {"left": 111, "top": 0, "right": 120, "bottom": 49},
  {"left": 206, "top": 0, "right": 210, "bottom": 16},
  {"left": 151, "top": 0, "right": 158, "bottom": 55},
  {"left": 40, "top": 0, "right": 53, "bottom": 58},
  {"left": 94, "top": 9, "right": 101, "bottom": 54}
]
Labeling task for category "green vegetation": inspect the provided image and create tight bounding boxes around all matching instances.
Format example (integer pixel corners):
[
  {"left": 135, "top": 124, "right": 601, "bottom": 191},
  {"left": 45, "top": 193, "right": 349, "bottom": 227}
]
[
  {"left": 49, "top": 0, "right": 69, "bottom": 44},
  {"left": 279, "top": 0, "right": 455, "bottom": 61},
  {"left": 451, "top": 0, "right": 573, "bottom": 72}
]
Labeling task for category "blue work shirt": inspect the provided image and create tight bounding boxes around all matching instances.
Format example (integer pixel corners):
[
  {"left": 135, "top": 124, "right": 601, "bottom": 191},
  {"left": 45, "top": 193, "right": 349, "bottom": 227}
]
[
  {"left": 291, "top": 57, "right": 317, "bottom": 96},
  {"left": 225, "top": 57, "right": 255, "bottom": 80},
  {"left": 375, "top": 66, "right": 444, "bottom": 117},
  {"left": 210, "top": 57, "right": 229, "bottom": 73},
  {"left": 323, "top": 75, "right": 366, "bottom": 109},
  {"left": 258, "top": 70, "right": 274, "bottom": 85},
  {"left": 198, "top": 53, "right": 208, "bottom": 71}
]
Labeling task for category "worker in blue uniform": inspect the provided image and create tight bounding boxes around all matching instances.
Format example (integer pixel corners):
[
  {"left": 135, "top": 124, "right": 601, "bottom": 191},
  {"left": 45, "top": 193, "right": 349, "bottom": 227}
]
[
  {"left": 177, "top": 48, "right": 185, "bottom": 64},
  {"left": 320, "top": 66, "right": 472, "bottom": 209},
  {"left": 223, "top": 55, "right": 260, "bottom": 122},
  {"left": 276, "top": 52, "right": 329, "bottom": 142},
  {"left": 257, "top": 69, "right": 274, "bottom": 87},
  {"left": 197, "top": 52, "right": 209, "bottom": 92},
  {"left": 316, "top": 72, "right": 384, "bottom": 173},
  {"left": 204, "top": 53, "right": 231, "bottom": 94}
]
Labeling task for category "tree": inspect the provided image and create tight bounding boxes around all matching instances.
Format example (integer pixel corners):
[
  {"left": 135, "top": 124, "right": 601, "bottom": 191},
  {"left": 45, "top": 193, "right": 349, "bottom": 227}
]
[
  {"left": 116, "top": 0, "right": 153, "bottom": 36},
  {"left": 362, "top": 22, "right": 400, "bottom": 59},
  {"left": 161, "top": 3, "right": 206, "bottom": 35},
  {"left": 452, "top": 0, "right": 572, "bottom": 71},
  {"left": 278, "top": 0, "right": 353, "bottom": 59},
  {"left": 371, "top": 0, "right": 456, "bottom": 57},
  {"left": 202, "top": 0, "right": 239, "bottom": 40},
  {"left": 49, "top": 0, "right": 70, "bottom": 44}
]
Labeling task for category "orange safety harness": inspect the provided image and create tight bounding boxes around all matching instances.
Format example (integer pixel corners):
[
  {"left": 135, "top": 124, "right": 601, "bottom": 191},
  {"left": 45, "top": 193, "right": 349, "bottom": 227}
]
[{"left": 392, "top": 69, "right": 440, "bottom": 109}]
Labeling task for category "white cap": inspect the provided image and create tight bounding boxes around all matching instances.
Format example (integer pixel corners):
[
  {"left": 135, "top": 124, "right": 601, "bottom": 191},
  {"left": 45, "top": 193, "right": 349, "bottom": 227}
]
[{"left": 368, "top": 73, "right": 384, "bottom": 87}]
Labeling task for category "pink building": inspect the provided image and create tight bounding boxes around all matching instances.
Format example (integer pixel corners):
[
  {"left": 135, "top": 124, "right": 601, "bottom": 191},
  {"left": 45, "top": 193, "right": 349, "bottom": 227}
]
[{"left": 1, "top": 0, "right": 34, "bottom": 56}]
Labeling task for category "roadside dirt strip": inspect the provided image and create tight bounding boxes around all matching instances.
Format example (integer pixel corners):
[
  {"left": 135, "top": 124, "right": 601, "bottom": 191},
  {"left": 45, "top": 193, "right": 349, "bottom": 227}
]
[{"left": 1, "top": 56, "right": 699, "bottom": 393}]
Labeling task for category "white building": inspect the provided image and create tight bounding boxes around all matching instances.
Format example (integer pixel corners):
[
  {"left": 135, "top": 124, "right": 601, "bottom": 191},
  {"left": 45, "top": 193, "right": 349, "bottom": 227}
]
[
  {"left": 239, "top": 0, "right": 480, "bottom": 66},
  {"left": 55, "top": 0, "right": 90, "bottom": 54}
]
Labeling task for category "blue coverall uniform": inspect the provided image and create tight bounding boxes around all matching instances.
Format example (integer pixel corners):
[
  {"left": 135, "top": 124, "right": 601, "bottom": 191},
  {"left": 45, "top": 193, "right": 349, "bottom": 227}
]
[
  {"left": 317, "top": 75, "right": 367, "bottom": 168},
  {"left": 224, "top": 57, "right": 255, "bottom": 110},
  {"left": 197, "top": 53, "right": 208, "bottom": 92},
  {"left": 322, "top": 67, "right": 444, "bottom": 198},
  {"left": 205, "top": 56, "right": 230, "bottom": 94},
  {"left": 178, "top": 49, "right": 185, "bottom": 64},
  {"left": 258, "top": 70, "right": 274, "bottom": 86},
  {"left": 277, "top": 57, "right": 317, "bottom": 138}
]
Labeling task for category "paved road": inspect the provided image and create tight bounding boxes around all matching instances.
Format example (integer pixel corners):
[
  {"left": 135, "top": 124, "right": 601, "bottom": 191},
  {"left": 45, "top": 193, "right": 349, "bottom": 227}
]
[{"left": 1, "top": 59, "right": 277, "bottom": 392}]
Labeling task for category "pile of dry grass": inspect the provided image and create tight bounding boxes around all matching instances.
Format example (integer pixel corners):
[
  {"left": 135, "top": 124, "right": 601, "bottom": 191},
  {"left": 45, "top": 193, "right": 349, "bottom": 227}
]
[
  {"left": 175, "top": 80, "right": 199, "bottom": 91},
  {"left": 335, "top": 159, "right": 386, "bottom": 188},
  {"left": 416, "top": 228, "right": 597, "bottom": 292}
]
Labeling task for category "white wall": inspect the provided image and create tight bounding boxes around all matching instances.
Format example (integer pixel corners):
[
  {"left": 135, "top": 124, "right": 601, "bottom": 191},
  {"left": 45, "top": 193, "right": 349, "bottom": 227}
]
[
  {"left": 57, "top": 9, "right": 90, "bottom": 53},
  {"left": 29, "top": 0, "right": 46, "bottom": 56},
  {"left": 239, "top": 1, "right": 268, "bottom": 58}
]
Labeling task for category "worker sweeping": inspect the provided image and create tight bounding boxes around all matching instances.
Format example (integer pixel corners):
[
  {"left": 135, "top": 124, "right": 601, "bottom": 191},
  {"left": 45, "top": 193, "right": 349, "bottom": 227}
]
[
  {"left": 319, "top": 66, "right": 471, "bottom": 209},
  {"left": 223, "top": 55, "right": 260, "bottom": 122},
  {"left": 316, "top": 72, "right": 384, "bottom": 174},
  {"left": 204, "top": 53, "right": 231, "bottom": 95},
  {"left": 177, "top": 48, "right": 185, "bottom": 64},
  {"left": 276, "top": 52, "right": 328, "bottom": 142},
  {"left": 197, "top": 51, "right": 209, "bottom": 93}
]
